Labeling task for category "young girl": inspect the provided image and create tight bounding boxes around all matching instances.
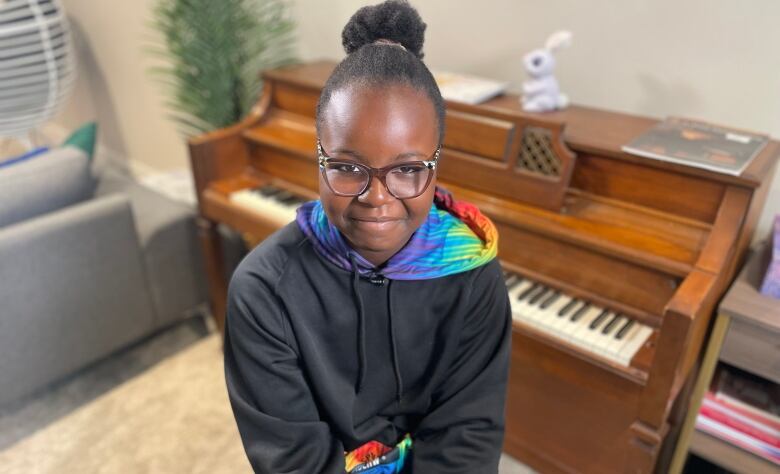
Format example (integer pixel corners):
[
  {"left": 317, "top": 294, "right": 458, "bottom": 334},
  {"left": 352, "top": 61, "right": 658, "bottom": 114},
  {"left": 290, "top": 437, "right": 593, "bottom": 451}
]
[{"left": 223, "top": 1, "right": 512, "bottom": 472}]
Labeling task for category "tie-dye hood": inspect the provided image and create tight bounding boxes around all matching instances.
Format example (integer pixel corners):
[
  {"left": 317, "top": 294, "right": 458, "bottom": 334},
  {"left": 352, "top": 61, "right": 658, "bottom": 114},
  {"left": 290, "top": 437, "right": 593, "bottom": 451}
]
[{"left": 295, "top": 186, "right": 498, "bottom": 280}]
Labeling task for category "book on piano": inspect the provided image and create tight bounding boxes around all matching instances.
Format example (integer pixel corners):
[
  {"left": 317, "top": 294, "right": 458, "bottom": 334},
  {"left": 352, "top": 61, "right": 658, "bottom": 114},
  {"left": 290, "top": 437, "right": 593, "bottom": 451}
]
[
  {"left": 621, "top": 116, "right": 769, "bottom": 176},
  {"left": 432, "top": 71, "right": 508, "bottom": 105}
]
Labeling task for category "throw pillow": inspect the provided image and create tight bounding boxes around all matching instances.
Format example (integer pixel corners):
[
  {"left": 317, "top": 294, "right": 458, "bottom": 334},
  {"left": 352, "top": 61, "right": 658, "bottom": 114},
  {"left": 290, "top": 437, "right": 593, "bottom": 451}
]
[
  {"left": 0, "top": 147, "right": 96, "bottom": 228},
  {"left": 63, "top": 122, "right": 97, "bottom": 163}
]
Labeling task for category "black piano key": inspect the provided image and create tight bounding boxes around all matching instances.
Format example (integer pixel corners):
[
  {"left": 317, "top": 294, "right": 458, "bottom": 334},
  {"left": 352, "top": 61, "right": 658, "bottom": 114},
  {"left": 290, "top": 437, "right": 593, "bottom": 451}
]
[
  {"left": 257, "top": 185, "right": 280, "bottom": 196},
  {"left": 525, "top": 286, "right": 547, "bottom": 304},
  {"left": 589, "top": 309, "right": 611, "bottom": 330},
  {"left": 540, "top": 291, "right": 561, "bottom": 309},
  {"left": 615, "top": 319, "right": 635, "bottom": 340},
  {"left": 274, "top": 191, "right": 296, "bottom": 203},
  {"left": 506, "top": 276, "right": 523, "bottom": 290},
  {"left": 528, "top": 288, "right": 550, "bottom": 306},
  {"left": 517, "top": 283, "right": 539, "bottom": 302},
  {"left": 558, "top": 298, "right": 579, "bottom": 317},
  {"left": 601, "top": 313, "right": 621, "bottom": 334},
  {"left": 569, "top": 302, "right": 590, "bottom": 322}
]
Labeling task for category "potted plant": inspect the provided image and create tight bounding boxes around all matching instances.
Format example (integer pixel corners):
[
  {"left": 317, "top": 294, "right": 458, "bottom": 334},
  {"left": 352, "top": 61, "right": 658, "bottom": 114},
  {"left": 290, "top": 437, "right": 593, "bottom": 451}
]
[{"left": 149, "top": 0, "right": 296, "bottom": 136}]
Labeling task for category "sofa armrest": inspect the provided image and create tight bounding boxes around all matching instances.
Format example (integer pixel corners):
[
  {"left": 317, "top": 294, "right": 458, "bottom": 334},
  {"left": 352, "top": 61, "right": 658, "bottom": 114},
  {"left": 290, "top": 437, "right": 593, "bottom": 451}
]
[
  {"left": 96, "top": 170, "right": 208, "bottom": 326},
  {"left": 0, "top": 194, "right": 157, "bottom": 407}
]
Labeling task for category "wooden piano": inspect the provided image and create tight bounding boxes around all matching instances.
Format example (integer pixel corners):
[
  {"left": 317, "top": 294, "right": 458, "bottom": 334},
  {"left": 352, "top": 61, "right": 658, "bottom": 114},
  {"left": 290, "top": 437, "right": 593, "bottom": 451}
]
[{"left": 188, "top": 60, "right": 778, "bottom": 473}]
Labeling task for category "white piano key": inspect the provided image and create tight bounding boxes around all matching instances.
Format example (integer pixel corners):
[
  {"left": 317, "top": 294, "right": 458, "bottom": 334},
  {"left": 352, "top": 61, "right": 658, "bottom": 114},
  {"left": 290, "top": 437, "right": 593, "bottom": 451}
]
[
  {"left": 502, "top": 271, "right": 654, "bottom": 369},
  {"left": 599, "top": 315, "right": 631, "bottom": 358},
  {"left": 508, "top": 280, "right": 536, "bottom": 323},
  {"left": 545, "top": 296, "right": 581, "bottom": 333},
  {"left": 229, "top": 185, "right": 302, "bottom": 225},
  {"left": 508, "top": 278, "right": 534, "bottom": 301},
  {"left": 536, "top": 295, "right": 576, "bottom": 333},
  {"left": 589, "top": 313, "right": 623, "bottom": 355},
  {"left": 513, "top": 285, "right": 549, "bottom": 324},
  {"left": 579, "top": 309, "right": 612, "bottom": 350},
  {"left": 567, "top": 305, "right": 602, "bottom": 345},
  {"left": 523, "top": 288, "right": 556, "bottom": 327},
  {"left": 617, "top": 325, "right": 653, "bottom": 365},
  {"left": 510, "top": 281, "right": 539, "bottom": 308}
]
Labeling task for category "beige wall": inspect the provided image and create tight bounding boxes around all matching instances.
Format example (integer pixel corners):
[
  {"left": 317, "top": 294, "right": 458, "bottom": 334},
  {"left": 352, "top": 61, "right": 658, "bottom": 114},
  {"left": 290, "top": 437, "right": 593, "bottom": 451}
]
[
  {"left": 55, "top": 0, "right": 779, "bottom": 241},
  {"left": 55, "top": 0, "right": 187, "bottom": 170}
]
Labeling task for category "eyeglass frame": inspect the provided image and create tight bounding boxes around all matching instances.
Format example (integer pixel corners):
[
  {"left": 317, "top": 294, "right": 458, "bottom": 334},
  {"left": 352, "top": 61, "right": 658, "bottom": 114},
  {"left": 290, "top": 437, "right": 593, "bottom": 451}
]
[{"left": 316, "top": 139, "right": 441, "bottom": 199}]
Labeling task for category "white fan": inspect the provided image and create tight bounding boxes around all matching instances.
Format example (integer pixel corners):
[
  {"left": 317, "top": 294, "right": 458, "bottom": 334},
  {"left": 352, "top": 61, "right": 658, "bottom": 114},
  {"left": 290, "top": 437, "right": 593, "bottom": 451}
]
[{"left": 0, "top": 0, "right": 74, "bottom": 147}]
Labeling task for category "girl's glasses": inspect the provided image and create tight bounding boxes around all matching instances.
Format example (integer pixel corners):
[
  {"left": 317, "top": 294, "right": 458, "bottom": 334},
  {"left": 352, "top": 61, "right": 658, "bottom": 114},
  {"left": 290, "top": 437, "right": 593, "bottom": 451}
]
[{"left": 317, "top": 140, "right": 440, "bottom": 199}]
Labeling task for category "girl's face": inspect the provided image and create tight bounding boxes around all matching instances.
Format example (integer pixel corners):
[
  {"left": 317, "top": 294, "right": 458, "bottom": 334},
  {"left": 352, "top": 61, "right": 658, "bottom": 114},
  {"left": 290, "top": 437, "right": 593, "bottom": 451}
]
[{"left": 318, "top": 84, "right": 439, "bottom": 268}]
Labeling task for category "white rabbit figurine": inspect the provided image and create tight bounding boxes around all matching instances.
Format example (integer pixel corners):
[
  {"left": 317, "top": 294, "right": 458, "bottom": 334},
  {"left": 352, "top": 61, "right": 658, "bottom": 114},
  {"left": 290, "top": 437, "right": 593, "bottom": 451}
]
[{"left": 521, "top": 30, "right": 572, "bottom": 113}]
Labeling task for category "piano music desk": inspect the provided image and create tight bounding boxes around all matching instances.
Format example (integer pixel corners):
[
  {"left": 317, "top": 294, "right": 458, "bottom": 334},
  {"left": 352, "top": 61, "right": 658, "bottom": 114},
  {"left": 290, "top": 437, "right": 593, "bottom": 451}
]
[{"left": 670, "top": 239, "right": 780, "bottom": 474}]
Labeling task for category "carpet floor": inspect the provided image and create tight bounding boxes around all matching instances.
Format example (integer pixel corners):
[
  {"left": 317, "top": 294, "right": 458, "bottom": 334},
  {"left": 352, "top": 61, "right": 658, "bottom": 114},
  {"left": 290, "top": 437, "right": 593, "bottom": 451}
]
[{"left": 0, "top": 317, "right": 533, "bottom": 474}]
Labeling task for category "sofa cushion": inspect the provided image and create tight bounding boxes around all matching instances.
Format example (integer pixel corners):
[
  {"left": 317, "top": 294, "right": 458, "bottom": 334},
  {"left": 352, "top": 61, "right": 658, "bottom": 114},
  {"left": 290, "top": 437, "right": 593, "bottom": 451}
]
[{"left": 0, "top": 146, "right": 96, "bottom": 228}]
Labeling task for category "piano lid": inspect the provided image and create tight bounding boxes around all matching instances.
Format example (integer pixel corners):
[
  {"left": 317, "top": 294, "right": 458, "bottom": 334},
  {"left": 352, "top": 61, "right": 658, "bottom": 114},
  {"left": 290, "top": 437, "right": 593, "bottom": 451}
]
[{"left": 262, "top": 60, "right": 778, "bottom": 187}]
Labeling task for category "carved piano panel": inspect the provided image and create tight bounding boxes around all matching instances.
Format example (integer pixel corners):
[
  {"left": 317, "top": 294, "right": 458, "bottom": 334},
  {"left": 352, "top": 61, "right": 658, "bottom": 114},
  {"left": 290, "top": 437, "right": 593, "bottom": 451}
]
[{"left": 188, "top": 60, "right": 779, "bottom": 473}]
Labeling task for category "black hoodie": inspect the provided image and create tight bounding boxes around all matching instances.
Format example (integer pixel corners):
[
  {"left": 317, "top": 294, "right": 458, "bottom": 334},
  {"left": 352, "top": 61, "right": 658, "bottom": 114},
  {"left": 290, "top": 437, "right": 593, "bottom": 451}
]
[{"left": 224, "top": 221, "right": 512, "bottom": 473}]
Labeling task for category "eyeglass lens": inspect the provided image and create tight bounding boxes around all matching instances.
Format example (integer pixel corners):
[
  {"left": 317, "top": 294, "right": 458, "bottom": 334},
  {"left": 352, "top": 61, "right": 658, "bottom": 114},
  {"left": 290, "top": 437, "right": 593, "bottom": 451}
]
[{"left": 323, "top": 163, "right": 431, "bottom": 198}]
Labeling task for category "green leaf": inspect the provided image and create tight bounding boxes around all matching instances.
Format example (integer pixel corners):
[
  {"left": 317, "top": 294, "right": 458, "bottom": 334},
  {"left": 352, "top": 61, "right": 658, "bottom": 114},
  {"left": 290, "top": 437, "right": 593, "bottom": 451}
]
[{"left": 146, "top": 0, "right": 297, "bottom": 137}]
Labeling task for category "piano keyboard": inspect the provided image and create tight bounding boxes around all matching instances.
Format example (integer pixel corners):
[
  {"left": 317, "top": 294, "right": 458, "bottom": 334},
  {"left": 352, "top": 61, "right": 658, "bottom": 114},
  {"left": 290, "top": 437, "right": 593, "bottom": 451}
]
[
  {"left": 229, "top": 187, "right": 653, "bottom": 368},
  {"left": 229, "top": 184, "right": 308, "bottom": 225},
  {"left": 504, "top": 271, "right": 653, "bottom": 367}
]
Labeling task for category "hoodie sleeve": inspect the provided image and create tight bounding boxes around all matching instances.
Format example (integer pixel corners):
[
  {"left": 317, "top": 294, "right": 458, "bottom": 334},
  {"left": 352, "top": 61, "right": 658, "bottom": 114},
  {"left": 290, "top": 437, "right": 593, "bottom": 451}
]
[
  {"left": 408, "top": 258, "right": 512, "bottom": 474},
  {"left": 223, "top": 268, "right": 347, "bottom": 474}
]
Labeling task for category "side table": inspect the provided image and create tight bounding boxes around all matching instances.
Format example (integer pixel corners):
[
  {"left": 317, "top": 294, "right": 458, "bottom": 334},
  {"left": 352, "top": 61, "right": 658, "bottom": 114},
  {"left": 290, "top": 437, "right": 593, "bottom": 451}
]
[{"left": 670, "top": 239, "right": 780, "bottom": 474}]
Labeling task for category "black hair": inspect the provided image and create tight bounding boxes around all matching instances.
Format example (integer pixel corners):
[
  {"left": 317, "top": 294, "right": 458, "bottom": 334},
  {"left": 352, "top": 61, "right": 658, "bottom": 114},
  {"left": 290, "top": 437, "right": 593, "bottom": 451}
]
[{"left": 315, "top": 0, "right": 446, "bottom": 143}]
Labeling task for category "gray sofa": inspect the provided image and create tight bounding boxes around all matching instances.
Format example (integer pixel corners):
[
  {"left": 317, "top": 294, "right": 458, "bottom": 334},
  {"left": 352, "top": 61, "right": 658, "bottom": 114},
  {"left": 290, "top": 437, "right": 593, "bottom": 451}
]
[{"left": 0, "top": 147, "right": 215, "bottom": 407}]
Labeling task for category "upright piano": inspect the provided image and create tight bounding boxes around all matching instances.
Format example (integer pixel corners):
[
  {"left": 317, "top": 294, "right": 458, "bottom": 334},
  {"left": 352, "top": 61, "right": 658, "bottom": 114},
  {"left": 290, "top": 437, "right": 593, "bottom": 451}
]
[{"left": 189, "top": 60, "right": 778, "bottom": 473}]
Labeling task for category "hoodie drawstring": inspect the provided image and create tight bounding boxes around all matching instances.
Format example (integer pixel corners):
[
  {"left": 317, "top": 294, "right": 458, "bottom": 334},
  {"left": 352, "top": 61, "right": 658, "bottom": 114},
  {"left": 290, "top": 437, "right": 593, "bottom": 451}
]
[
  {"left": 349, "top": 254, "right": 368, "bottom": 394},
  {"left": 386, "top": 279, "right": 403, "bottom": 403},
  {"left": 348, "top": 253, "right": 403, "bottom": 403}
]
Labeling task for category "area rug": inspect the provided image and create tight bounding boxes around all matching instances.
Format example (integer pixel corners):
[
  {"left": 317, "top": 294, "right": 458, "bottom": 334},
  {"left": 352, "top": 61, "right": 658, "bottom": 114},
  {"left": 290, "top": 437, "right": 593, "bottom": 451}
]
[
  {"left": 0, "top": 331, "right": 533, "bottom": 474},
  {"left": 0, "top": 334, "right": 252, "bottom": 474}
]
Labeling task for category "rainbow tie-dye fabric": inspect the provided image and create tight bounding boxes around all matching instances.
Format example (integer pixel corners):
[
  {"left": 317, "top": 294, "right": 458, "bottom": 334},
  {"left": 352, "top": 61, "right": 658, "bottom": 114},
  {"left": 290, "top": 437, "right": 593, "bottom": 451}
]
[
  {"left": 295, "top": 186, "right": 498, "bottom": 280},
  {"left": 345, "top": 435, "right": 412, "bottom": 473}
]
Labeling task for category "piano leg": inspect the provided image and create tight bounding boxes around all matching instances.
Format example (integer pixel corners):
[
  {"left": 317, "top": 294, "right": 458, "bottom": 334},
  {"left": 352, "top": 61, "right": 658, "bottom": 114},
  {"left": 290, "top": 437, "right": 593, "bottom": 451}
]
[
  {"left": 628, "top": 421, "right": 666, "bottom": 473},
  {"left": 197, "top": 217, "right": 228, "bottom": 337}
]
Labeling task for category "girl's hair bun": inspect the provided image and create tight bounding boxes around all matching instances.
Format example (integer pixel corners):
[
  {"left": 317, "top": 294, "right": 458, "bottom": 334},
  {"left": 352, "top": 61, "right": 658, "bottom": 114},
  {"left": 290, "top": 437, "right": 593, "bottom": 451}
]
[{"left": 342, "top": 0, "right": 426, "bottom": 59}]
